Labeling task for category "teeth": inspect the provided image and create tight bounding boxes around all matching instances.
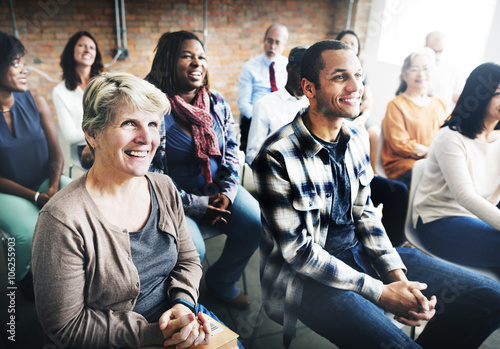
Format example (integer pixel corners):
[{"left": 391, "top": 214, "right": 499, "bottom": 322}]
[
  {"left": 341, "top": 98, "right": 357, "bottom": 102},
  {"left": 127, "top": 151, "right": 147, "bottom": 157}
]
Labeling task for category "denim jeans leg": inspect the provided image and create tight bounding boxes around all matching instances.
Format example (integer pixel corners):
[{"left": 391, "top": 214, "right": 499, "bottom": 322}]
[
  {"left": 298, "top": 277, "right": 421, "bottom": 349},
  {"left": 205, "top": 185, "right": 261, "bottom": 300},
  {"left": 394, "top": 168, "right": 412, "bottom": 189},
  {"left": 417, "top": 216, "right": 500, "bottom": 271},
  {"left": 398, "top": 247, "right": 500, "bottom": 349},
  {"left": 185, "top": 216, "right": 206, "bottom": 262},
  {"left": 370, "top": 176, "right": 409, "bottom": 246}
]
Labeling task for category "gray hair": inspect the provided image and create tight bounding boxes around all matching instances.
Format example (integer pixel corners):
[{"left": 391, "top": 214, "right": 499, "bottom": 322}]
[
  {"left": 82, "top": 72, "right": 170, "bottom": 135},
  {"left": 396, "top": 47, "right": 436, "bottom": 95}
]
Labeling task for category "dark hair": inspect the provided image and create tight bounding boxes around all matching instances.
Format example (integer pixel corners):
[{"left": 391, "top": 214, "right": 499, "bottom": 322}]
[
  {"left": 336, "top": 29, "right": 360, "bottom": 56},
  {"left": 395, "top": 48, "right": 435, "bottom": 96},
  {"left": 60, "top": 31, "right": 104, "bottom": 91},
  {"left": 145, "top": 31, "right": 210, "bottom": 96},
  {"left": 0, "top": 32, "right": 26, "bottom": 79},
  {"left": 443, "top": 62, "right": 500, "bottom": 139},
  {"left": 301, "top": 40, "right": 351, "bottom": 89}
]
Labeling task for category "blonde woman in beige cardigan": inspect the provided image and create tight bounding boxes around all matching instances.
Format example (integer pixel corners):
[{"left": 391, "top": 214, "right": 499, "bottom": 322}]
[{"left": 32, "top": 72, "right": 222, "bottom": 349}]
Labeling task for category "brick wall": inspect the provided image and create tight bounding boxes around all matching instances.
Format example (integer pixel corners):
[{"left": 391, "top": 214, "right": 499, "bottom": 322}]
[{"left": 1, "top": 0, "right": 372, "bottom": 123}]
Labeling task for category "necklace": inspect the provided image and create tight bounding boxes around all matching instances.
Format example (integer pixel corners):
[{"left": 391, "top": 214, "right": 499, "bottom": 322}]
[{"left": 1, "top": 108, "right": 10, "bottom": 113}]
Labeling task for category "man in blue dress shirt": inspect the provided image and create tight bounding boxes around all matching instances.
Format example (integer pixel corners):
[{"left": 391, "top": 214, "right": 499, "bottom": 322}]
[{"left": 238, "top": 23, "right": 288, "bottom": 152}]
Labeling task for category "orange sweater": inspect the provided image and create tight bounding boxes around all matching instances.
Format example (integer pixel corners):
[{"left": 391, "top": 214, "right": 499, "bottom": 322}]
[{"left": 381, "top": 94, "right": 447, "bottom": 179}]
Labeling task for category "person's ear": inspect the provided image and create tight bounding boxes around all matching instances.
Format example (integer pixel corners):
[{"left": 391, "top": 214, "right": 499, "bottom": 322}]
[
  {"left": 302, "top": 78, "right": 315, "bottom": 99},
  {"left": 286, "top": 63, "right": 292, "bottom": 73},
  {"left": 85, "top": 129, "right": 98, "bottom": 150}
]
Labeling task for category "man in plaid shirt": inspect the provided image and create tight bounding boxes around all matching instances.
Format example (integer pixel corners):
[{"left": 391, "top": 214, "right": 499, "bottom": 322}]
[{"left": 253, "top": 40, "right": 500, "bottom": 349}]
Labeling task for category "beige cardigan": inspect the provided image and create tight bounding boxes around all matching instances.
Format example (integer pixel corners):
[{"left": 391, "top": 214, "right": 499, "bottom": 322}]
[{"left": 32, "top": 172, "right": 202, "bottom": 348}]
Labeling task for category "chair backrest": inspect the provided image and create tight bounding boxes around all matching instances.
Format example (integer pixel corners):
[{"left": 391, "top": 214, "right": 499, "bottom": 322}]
[
  {"left": 69, "top": 144, "right": 85, "bottom": 178},
  {"left": 238, "top": 150, "right": 256, "bottom": 196},
  {"left": 404, "top": 159, "right": 499, "bottom": 282},
  {"left": 70, "top": 144, "right": 82, "bottom": 166}
]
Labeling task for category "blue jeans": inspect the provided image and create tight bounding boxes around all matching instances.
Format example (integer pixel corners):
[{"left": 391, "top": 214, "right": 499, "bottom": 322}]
[
  {"left": 186, "top": 185, "right": 261, "bottom": 300},
  {"left": 394, "top": 168, "right": 412, "bottom": 190},
  {"left": 298, "top": 244, "right": 500, "bottom": 349},
  {"left": 186, "top": 217, "right": 206, "bottom": 261},
  {"left": 0, "top": 175, "right": 72, "bottom": 281},
  {"left": 371, "top": 176, "right": 409, "bottom": 247},
  {"left": 417, "top": 216, "right": 500, "bottom": 274}
]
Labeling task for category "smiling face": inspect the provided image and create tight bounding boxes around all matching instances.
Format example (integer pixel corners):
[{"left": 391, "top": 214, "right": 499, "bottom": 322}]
[
  {"left": 89, "top": 104, "right": 161, "bottom": 179},
  {"left": 308, "top": 49, "right": 364, "bottom": 120},
  {"left": 0, "top": 56, "right": 28, "bottom": 93},
  {"left": 175, "top": 39, "right": 207, "bottom": 94},
  {"left": 74, "top": 35, "right": 96, "bottom": 68},
  {"left": 403, "top": 54, "right": 433, "bottom": 91}
]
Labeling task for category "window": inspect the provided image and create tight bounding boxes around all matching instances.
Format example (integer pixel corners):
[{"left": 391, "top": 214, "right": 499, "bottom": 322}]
[{"left": 376, "top": 0, "right": 497, "bottom": 74}]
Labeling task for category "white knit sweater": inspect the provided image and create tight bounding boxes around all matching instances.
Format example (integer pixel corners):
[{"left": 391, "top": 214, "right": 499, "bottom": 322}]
[{"left": 414, "top": 126, "right": 500, "bottom": 230}]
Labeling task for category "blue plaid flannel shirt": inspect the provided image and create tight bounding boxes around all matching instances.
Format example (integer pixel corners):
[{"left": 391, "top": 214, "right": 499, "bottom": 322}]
[{"left": 253, "top": 109, "right": 406, "bottom": 347}]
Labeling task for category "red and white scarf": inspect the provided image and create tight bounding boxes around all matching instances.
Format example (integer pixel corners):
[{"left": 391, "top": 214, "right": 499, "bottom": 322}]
[{"left": 169, "top": 89, "right": 221, "bottom": 184}]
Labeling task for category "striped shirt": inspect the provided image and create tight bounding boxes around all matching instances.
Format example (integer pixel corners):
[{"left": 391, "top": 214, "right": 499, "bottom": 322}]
[{"left": 253, "top": 109, "right": 405, "bottom": 347}]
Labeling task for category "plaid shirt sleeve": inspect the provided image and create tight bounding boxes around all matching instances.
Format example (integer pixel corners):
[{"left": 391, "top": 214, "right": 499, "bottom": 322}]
[
  {"left": 351, "top": 167, "right": 407, "bottom": 278},
  {"left": 211, "top": 91, "right": 240, "bottom": 204},
  {"left": 346, "top": 123, "right": 406, "bottom": 278}
]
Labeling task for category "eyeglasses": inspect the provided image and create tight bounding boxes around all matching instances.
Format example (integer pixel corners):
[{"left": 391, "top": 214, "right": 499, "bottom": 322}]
[
  {"left": 406, "top": 66, "right": 432, "bottom": 74},
  {"left": 265, "top": 38, "right": 281, "bottom": 46}
]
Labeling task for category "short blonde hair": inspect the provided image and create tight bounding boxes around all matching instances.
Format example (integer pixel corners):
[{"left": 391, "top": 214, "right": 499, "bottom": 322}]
[{"left": 82, "top": 72, "right": 170, "bottom": 135}]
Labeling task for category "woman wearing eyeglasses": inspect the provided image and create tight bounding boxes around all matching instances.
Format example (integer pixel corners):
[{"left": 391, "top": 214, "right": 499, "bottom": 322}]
[{"left": 381, "top": 48, "right": 448, "bottom": 188}]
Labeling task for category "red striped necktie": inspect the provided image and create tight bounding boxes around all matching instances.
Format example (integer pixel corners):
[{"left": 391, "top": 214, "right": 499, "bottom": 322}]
[{"left": 270, "top": 61, "right": 278, "bottom": 92}]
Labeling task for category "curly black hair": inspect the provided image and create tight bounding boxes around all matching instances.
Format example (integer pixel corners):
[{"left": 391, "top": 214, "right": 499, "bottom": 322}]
[{"left": 0, "top": 32, "right": 26, "bottom": 79}]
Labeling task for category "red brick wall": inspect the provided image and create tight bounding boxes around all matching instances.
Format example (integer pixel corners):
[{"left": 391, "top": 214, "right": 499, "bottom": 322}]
[{"left": 1, "top": 0, "right": 372, "bottom": 123}]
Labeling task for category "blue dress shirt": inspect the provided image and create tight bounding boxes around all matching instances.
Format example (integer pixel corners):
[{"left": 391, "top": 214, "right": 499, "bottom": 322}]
[{"left": 237, "top": 53, "right": 288, "bottom": 119}]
